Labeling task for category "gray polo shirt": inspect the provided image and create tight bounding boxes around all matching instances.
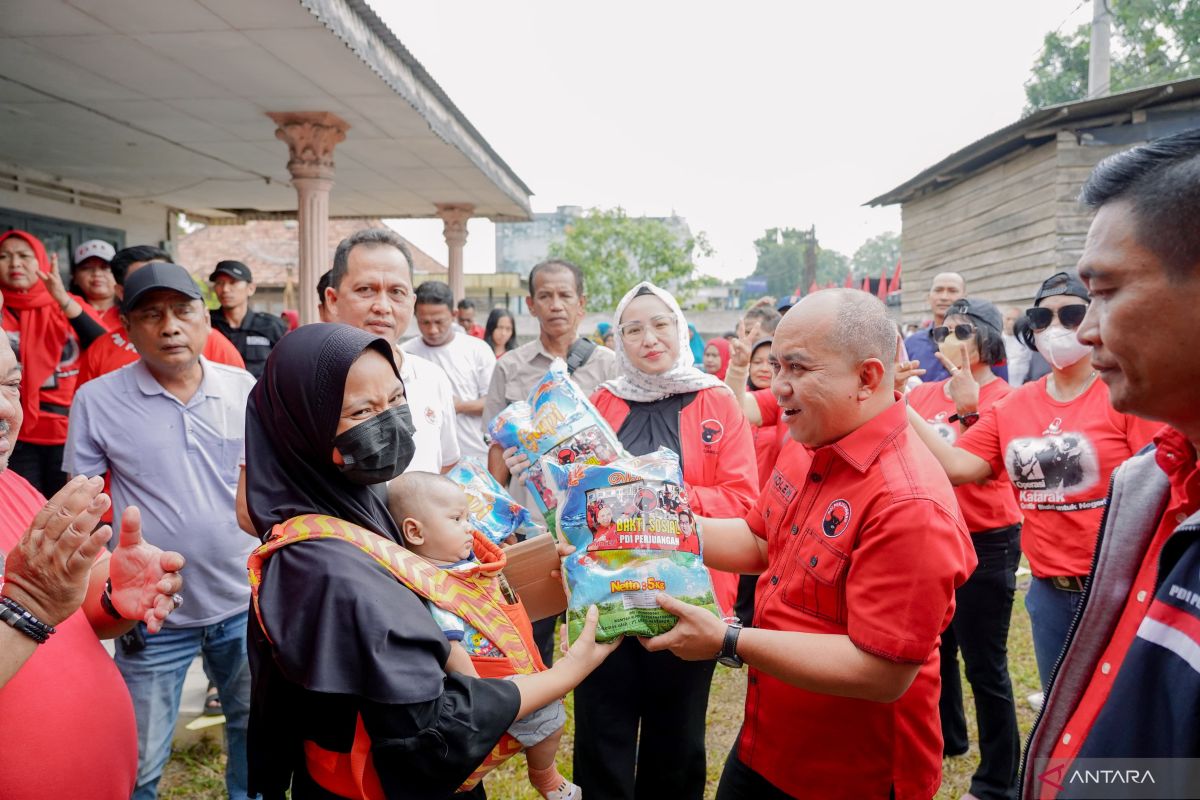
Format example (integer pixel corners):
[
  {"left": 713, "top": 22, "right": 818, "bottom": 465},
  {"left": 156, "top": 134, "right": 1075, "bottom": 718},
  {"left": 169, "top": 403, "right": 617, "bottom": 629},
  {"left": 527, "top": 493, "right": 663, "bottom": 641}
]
[
  {"left": 483, "top": 337, "right": 617, "bottom": 515},
  {"left": 63, "top": 358, "right": 256, "bottom": 628}
]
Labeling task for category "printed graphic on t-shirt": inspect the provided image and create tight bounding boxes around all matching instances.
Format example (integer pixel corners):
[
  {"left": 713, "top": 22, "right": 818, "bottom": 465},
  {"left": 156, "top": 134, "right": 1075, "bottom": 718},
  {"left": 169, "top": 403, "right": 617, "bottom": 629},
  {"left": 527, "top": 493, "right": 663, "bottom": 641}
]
[
  {"left": 6, "top": 330, "right": 79, "bottom": 387},
  {"left": 584, "top": 479, "right": 699, "bottom": 555},
  {"left": 926, "top": 411, "right": 957, "bottom": 444},
  {"left": 1005, "top": 417, "right": 1101, "bottom": 511}
]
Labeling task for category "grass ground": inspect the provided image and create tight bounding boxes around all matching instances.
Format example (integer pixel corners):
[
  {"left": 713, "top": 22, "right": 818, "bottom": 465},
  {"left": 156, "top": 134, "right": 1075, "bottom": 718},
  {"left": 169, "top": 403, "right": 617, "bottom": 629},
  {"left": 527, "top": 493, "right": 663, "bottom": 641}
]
[{"left": 162, "top": 577, "right": 1040, "bottom": 799}]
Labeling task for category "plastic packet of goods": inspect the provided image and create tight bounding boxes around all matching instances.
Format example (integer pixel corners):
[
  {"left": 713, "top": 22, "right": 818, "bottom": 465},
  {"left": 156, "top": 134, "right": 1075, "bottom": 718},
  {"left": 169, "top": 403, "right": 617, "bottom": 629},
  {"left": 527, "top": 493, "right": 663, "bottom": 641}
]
[
  {"left": 445, "top": 457, "right": 545, "bottom": 546},
  {"left": 488, "top": 359, "right": 626, "bottom": 533},
  {"left": 546, "top": 447, "right": 720, "bottom": 644}
]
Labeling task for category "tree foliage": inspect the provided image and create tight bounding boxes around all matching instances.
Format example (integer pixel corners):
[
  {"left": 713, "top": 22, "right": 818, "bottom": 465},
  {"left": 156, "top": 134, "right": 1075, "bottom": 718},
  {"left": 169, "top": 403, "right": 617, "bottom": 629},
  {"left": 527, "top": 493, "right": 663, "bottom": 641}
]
[
  {"left": 750, "top": 227, "right": 850, "bottom": 298},
  {"left": 1024, "top": 0, "right": 1200, "bottom": 113},
  {"left": 547, "top": 207, "right": 710, "bottom": 310},
  {"left": 850, "top": 231, "right": 900, "bottom": 283}
]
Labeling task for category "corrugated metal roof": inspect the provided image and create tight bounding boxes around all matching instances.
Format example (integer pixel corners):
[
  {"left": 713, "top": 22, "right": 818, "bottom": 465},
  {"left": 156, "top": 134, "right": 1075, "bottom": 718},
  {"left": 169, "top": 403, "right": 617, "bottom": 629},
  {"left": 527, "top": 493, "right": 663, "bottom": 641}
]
[{"left": 866, "top": 75, "right": 1200, "bottom": 207}]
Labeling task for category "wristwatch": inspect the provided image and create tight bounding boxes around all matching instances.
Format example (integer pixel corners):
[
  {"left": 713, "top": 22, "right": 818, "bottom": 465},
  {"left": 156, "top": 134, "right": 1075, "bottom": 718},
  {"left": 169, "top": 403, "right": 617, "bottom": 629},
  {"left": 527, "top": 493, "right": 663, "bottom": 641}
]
[
  {"left": 948, "top": 410, "right": 980, "bottom": 428},
  {"left": 716, "top": 620, "right": 744, "bottom": 668}
]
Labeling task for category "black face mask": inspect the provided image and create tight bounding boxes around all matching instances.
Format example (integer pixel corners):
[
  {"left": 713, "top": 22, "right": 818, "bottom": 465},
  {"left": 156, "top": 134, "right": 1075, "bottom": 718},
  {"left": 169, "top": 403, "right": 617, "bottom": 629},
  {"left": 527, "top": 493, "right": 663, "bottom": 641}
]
[{"left": 333, "top": 404, "right": 416, "bottom": 485}]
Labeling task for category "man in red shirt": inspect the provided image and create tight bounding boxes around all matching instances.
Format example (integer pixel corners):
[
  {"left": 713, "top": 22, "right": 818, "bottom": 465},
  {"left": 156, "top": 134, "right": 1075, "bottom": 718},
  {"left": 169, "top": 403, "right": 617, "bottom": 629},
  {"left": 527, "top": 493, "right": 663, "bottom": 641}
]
[
  {"left": 0, "top": 333, "right": 185, "bottom": 800},
  {"left": 1020, "top": 130, "right": 1200, "bottom": 797},
  {"left": 647, "top": 289, "right": 976, "bottom": 799}
]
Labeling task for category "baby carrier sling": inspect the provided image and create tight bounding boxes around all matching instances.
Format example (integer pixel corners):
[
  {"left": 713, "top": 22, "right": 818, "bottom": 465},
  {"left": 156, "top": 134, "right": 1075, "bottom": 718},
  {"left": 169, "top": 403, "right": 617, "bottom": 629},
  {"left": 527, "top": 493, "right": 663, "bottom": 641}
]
[{"left": 248, "top": 514, "right": 546, "bottom": 796}]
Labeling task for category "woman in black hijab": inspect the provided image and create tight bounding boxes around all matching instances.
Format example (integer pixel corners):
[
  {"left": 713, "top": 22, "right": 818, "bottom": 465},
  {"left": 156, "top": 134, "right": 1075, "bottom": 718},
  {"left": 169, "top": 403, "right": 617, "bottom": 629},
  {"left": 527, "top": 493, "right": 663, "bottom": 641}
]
[{"left": 244, "top": 324, "right": 614, "bottom": 800}]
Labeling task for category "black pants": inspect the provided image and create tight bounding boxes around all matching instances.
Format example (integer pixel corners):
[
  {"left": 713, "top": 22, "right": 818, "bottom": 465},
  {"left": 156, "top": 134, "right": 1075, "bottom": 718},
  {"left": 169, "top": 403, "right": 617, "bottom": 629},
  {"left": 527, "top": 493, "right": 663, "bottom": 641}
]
[
  {"left": 530, "top": 615, "right": 557, "bottom": 667},
  {"left": 733, "top": 573, "right": 757, "bottom": 627},
  {"left": 938, "top": 524, "right": 1022, "bottom": 800},
  {"left": 573, "top": 637, "right": 715, "bottom": 799},
  {"left": 715, "top": 752, "right": 797, "bottom": 799},
  {"left": 10, "top": 440, "right": 68, "bottom": 497},
  {"left": 715, "top": 752, "right": 895, "bottom": 800}
]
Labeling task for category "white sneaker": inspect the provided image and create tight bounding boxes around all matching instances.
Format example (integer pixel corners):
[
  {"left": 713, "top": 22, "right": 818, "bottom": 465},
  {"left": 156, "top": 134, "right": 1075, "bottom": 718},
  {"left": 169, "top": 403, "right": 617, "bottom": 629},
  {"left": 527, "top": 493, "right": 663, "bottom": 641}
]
[
  {"left": 543, "top": 780, "right": 582, "bottom": 800},
  {"left": 1027, "top": 691, "right": 1044, "bottom": 712}
]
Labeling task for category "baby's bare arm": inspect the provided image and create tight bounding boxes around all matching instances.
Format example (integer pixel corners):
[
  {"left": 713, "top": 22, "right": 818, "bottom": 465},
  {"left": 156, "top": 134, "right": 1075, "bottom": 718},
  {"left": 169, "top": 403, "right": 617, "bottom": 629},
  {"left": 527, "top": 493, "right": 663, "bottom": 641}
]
[{"left": 444, "top": 640, "right": 480, "bottom": 677}]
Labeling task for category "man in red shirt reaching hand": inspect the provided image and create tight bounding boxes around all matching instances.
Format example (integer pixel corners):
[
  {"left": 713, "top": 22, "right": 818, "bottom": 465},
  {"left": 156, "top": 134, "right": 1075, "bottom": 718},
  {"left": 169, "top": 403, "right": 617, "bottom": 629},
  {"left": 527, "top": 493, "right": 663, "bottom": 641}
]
[{"left": 646, "top": 289, "right": 976, "bottom": 799}]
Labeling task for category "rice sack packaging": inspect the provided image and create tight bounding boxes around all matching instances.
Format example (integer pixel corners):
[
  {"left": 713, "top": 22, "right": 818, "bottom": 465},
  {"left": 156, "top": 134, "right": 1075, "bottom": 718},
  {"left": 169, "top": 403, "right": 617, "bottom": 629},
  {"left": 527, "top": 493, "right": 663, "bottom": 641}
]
[
  {"left": 488, "top": 359, "right": 625, "bottom": 532},
  {"left": 445, "top": 457, "right": 544, "bottom": 546},
  {"left": 546, "top": 447, "right": 720, "bottom": 644}
]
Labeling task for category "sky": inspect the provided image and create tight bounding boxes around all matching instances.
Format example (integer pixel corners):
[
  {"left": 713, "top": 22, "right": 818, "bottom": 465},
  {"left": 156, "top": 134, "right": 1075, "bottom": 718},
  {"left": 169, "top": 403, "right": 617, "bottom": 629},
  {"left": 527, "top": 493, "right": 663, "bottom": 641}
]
[{"left": 374, "top": 1, "right": 1094, "bottom": 281}]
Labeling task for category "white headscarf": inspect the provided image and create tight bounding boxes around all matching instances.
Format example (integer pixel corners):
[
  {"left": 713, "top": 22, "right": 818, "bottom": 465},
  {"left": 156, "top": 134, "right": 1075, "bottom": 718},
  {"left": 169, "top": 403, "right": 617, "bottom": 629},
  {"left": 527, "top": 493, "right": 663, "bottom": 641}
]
[{"left": 599, "top": 281, "right": 729, "bottom": 403}]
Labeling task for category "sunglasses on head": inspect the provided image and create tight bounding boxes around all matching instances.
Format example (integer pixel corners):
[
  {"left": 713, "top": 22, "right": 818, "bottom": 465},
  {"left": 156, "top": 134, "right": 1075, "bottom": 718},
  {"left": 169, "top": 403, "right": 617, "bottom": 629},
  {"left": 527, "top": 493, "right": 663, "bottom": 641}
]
[
  {"left": 931, "top": 323, "right": 976, "bottom": 343},
  {"left": 1026, "top": 304, "right": 1087, "bottom": 332}
]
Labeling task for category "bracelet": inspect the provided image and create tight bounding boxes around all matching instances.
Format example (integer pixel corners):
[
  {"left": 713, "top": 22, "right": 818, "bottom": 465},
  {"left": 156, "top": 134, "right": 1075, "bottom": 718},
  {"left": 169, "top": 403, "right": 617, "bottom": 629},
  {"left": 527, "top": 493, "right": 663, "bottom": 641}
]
[
  {"left": 0, "top": 595, "right": 56, "bottom": 644},
  {"left": 100, "top": 579, "right": 124, "bottom": 620}
]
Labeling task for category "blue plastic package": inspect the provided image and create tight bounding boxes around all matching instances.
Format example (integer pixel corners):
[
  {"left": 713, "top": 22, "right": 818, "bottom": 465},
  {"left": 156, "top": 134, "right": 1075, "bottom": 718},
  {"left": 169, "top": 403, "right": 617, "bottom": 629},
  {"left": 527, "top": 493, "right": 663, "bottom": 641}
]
[
  {"left": 546, "top": 448, "right": 720, "bottom": 644},
  {"left": 445, "top": 457, "right": 544, "bottom": 546}
]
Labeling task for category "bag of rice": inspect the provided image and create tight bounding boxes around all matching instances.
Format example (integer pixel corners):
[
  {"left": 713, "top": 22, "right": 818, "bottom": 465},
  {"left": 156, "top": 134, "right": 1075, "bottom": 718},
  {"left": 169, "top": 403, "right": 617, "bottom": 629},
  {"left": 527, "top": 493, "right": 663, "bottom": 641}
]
[
  {"left": 545, "top": 447, "right": 720, "bottom": 644},
  {"left": 488, "top": 359, "right": 625, "bottom": 533},
  {"left": 445, "top": 457, "right": 544, "bottom": 546}
]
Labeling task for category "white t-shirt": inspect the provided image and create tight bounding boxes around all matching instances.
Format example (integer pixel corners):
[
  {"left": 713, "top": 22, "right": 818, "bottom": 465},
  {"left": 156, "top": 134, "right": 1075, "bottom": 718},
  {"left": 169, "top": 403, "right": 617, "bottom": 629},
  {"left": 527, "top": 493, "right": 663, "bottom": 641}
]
[
  {"left": 401, "top": 333, "right": 495, "bottom": 460},
  {"left": 397, "top": 348, "right": 460, "bottom": 473}
]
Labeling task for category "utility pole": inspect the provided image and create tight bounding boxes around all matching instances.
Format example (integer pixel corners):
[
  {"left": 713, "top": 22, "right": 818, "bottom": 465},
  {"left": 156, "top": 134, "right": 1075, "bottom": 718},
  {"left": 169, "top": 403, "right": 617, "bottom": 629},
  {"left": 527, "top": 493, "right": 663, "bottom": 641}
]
[
  {"left": 802, "top": 226, "right": 818, "bottom": 294},
  {"left": 1088, "top": 0, "right": 1112, "bottom": 98}
]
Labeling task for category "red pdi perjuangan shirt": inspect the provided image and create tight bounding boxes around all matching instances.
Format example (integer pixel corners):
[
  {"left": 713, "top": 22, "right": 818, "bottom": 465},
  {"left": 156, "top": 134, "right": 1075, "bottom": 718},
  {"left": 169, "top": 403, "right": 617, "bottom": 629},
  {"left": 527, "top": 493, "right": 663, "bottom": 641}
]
[
  {"left": 956, "top": 375, "right": 1159, "bottom": 577},
  {"left": 0, "top": 469, "right": 137, "bottom": 800},
  {"left": 907, "top": 377, "right": 1023, "bottom": 533},
  {"left": 740, "top": 399, "right": 976, "bottom": 800},
  {"left": 591, "top": 385, "right": 759, "bottom": 615}
]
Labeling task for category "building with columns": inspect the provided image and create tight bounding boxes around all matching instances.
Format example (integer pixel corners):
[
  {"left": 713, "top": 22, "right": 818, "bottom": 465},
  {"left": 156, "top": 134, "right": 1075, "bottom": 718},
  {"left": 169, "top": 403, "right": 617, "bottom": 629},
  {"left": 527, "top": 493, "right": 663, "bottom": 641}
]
[{"left": 0, "top": 0, "right": 532, "bottom": 323}]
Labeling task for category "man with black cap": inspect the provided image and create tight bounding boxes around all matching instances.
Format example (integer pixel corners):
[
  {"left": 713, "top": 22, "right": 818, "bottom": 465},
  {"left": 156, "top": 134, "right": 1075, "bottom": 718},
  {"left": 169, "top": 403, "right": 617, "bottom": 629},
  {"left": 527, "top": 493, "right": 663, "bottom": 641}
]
[
  {"left": 64, "top": 262, "right": 257, "bottom": 800},
  {"left": 209, "top": 260, "right": 286, "bottom": 379}
]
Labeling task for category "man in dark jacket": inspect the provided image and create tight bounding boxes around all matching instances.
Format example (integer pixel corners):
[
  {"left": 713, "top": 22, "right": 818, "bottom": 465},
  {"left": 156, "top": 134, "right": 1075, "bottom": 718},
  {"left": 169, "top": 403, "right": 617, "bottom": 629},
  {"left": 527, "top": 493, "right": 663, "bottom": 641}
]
[
  {"left": 1020, "top": 128, "right": 1200, "bottom": 798},
  {"left": 209, "top": 260, "right": 286, "bottom": 379}
]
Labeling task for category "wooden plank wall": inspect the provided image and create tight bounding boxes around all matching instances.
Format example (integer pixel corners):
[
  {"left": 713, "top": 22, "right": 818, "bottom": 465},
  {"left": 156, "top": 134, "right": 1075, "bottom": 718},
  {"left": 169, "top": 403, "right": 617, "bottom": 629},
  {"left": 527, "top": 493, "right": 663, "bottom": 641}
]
[
  {"left": 1054, "top": 132, "right": 1127, "bottom": 272},
  {"left": 898, "top": 142, "right": 1058, "bottom": 321}
]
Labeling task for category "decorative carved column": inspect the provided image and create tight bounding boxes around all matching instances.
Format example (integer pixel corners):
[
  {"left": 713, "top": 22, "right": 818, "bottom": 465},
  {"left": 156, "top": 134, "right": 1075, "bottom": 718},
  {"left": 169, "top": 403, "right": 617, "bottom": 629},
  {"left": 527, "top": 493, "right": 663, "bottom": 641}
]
[
  {"left": 436, "top": 203, "right": 474, "bottom": 303},
  {"left": 267, "top": 112, "right": 349, "bottom": 325}
]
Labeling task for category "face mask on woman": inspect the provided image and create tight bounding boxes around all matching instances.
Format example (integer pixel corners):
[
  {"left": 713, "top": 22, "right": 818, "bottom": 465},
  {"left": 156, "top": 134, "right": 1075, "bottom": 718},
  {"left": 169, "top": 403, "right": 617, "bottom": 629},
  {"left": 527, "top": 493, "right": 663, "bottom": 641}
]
[
  {"left": 332, "top": 404, "right": 416, "bottom": 484},
  {"left": 1034, "top": 325, "right": 1092, "bottom": 370}
]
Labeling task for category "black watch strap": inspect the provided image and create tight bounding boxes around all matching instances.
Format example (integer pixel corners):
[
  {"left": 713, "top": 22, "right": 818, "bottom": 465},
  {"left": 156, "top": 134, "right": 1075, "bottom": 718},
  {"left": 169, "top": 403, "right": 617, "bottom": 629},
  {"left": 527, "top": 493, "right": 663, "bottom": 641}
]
[{"left": 717, "top": 621, "right": 744, "bottom": 668}]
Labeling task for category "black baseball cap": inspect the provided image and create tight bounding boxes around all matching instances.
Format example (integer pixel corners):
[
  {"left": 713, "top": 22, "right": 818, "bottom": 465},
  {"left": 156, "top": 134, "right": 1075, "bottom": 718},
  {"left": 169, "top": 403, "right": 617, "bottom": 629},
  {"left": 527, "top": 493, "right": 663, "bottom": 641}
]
[
  {"left": 209, "top": 260, "right": 252, "bottom": 283},
  {"left": 1034, "top": 270, "right": 1089, "bottom": 306},
  {"left": 122, "top": 262, "right": 202, "bottom": 313},
  {"left": 945, "top": 297, "right": 1003, "bottom": 333}
]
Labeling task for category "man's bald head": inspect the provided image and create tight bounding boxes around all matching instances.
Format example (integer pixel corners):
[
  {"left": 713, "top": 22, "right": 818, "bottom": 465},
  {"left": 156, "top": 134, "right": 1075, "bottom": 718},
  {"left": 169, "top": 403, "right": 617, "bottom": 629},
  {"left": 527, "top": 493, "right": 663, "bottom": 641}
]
[
  {"left": 779, "top": 289, "right": 897, "bottom": 376},
  {"left": 772, "top": 289, "right": 898, "bottom": 447},
  {"left": 928, "top": 272, "right": 966, "bottom": 324}
]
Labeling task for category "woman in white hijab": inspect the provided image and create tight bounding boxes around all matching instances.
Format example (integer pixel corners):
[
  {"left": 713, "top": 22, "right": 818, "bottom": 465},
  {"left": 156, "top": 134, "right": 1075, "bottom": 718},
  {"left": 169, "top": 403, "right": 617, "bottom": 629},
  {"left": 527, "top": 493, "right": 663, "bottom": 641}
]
[{"left": 574, "top": 281, "right": 758, "bottom": 799}]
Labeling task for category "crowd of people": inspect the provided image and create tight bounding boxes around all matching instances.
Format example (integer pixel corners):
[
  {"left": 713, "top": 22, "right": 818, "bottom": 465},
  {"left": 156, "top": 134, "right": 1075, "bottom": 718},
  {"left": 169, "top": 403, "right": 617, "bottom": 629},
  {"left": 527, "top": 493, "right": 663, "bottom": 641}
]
[{"left": 0, "top": 128, "right": 1198, "bottom": 800}]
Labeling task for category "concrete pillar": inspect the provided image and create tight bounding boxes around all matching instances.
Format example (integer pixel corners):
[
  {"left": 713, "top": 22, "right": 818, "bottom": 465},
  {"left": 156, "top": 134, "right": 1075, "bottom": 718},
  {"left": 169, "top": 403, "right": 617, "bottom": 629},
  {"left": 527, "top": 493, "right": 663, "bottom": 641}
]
[
  {"left": 267, "top": 111, "right": 349, "bottom": 325},
  {"left": 436, "top": 203, "right": 473, "bottom": 303}
]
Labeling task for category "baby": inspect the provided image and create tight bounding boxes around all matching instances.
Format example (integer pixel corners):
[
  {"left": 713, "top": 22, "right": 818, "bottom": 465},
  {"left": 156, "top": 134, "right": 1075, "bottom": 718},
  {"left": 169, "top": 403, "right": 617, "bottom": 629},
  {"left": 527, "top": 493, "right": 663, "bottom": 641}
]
[{"left": 387, "top": 472, "right": 580, "bottom": 800}]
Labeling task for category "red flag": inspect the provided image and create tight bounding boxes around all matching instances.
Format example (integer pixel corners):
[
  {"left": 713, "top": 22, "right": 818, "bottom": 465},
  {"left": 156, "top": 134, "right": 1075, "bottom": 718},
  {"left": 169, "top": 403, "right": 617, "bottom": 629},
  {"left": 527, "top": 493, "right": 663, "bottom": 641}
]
[
  {"left": 887, "top": 258, "right": 902, "bottom": 295},
  {"left": 825, "top": 280, "right": 836, "bottom": 289},
  {"left": 843, "top": 272, "right": 854, "bottom": 289},
  {"left": 861, "top": 275, "right": 870, "bottom": 292},
  {"left": 808, "top": 281, "right": 819, "bottom": 295},
  {"left": 877, "top": 267, "right": 888, "bottom": 300}
]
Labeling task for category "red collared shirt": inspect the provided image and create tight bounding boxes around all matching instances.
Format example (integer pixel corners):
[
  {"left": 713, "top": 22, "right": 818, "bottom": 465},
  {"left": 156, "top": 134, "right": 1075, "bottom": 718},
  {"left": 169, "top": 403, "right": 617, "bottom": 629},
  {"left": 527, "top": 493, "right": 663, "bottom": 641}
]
[
  {"left": 738, "top": 399, "right": 976, "bottom": 799},
  {"left": 1047, "top": 426, "right": 1197, "bottom": 782}
]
